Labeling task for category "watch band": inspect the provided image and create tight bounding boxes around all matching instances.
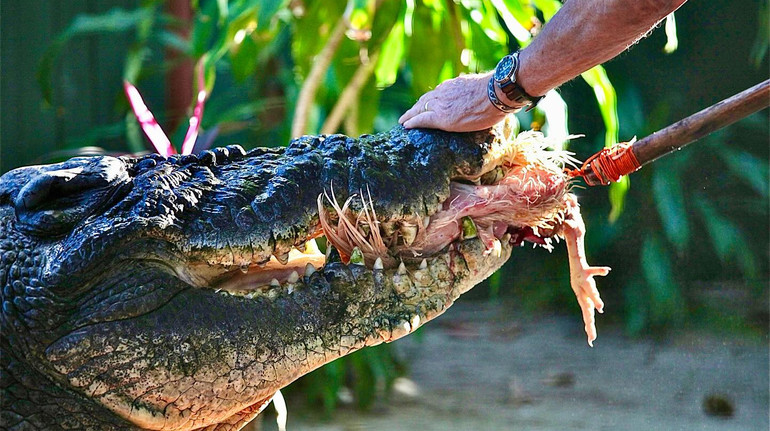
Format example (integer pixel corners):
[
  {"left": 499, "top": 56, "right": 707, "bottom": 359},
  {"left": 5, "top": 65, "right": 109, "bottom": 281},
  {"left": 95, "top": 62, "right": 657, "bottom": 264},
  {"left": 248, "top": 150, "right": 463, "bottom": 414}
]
[
  {"left": 500, "top": 80, "right": 543, "bottom": 111},
  {"left": 488, "top": 78, "right": 518, "bottom": 113},
  {"left": 495, "top": 51, "right": 543, "bottom": 111}
]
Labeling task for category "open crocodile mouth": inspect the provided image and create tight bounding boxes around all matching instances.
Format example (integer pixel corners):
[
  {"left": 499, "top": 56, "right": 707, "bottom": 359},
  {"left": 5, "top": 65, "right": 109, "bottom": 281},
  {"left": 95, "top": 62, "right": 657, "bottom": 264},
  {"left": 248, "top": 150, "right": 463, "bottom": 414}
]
[
  {"left": 213, "top": 130, "right": 573, "bottom": 295},
  {"left": 203, "top": 128, "right": 608, "bottom": 345}
]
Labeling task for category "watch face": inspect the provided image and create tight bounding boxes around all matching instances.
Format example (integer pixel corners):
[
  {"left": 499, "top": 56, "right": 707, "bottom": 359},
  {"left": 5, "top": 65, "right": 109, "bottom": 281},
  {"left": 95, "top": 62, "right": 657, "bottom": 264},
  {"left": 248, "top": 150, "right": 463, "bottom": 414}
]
[{"left": 494, "top": 55, "right": 514, "bottom": 82}]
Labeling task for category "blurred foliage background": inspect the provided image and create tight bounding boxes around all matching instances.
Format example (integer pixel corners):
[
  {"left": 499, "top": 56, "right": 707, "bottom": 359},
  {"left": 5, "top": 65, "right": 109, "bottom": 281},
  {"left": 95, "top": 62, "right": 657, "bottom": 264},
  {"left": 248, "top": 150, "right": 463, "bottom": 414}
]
[{"left": 1, "top": 0, "right": 768, "bottom": 418}]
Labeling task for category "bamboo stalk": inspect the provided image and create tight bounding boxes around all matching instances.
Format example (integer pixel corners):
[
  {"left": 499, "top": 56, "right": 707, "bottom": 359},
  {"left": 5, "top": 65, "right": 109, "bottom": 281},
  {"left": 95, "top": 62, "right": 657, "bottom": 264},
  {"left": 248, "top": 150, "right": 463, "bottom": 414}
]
[{"left": 582, "top": 79, "right": 770, "bottom": 185}]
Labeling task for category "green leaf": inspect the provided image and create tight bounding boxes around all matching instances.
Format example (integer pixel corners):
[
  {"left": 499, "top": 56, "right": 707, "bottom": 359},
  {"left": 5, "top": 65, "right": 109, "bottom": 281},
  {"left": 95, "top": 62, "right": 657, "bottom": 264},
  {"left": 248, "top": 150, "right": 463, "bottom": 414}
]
[
  {"left": 459, "top": 4, "right": 506, "bottom": 71},
  {"left": 608, "top": 176, "right": 629, "bottom": 223},
  {"left": 580, "top": 65, "right": 618, "bottom": 148},
  {"left": 125, "top": 112, "right": 146, "bottom": 154},
  {"left": 123, "top": 46, "right": 150, "bottom": 83},
  {"left": 230, "top": 32, "right": 260, "bottom": 81},
  {"left": 472, "top": 1, "right": 508, "bottom": 45},
  {"left": 536, "top": 90, "right": 569, "bottom": 146},
  {"left": 64, "top": 121, "right": 126, "bottom": 149},
  {"left": 38, "top": 7, "right": 156, "bottom": 104},
  {"left": 375, "top": 21, "right": 405, "bottom": 88},
  {"left": 663, "top": 12, "right": 678, "bottom": 54},
  {"left": 368, "top": 0, "right": 403, "bottom": 46},
  {"left": 62, "top": 7, "right": 154, "bottom": 35},
  {"left": 355, "top": 74, "right": 381, "bottom": 133},
  {"left": 216, "top": 0, "right": 229, "bottom": 23},
  {"left": 693, "top": 194, "right": 758, "bottom": 278},
  {"left": 651, "top": 166, "right": 689, "bottom": 252},
  {"left": 750, "top": 0, "right": 769, "bottom": 67},
  {"left": 717, "top": 146, "right": 769, "bottom": 198},
  {"left": 157, "top": 29, "right": 192, "bottom": 54},
  {"left": 205, "top": 100, "right": 265, "bottom": 128},
  {"left": 623, "top": 277, "right": 648, "bottom": 335},
  {"left": 257, "top": 0, "right": 288, "bottom": 29},
  {"left": 581, "top": 65, "right": 626, "bottom": 221},
  {"left": 191, "top": 0, "right": 218, "bottom": 56},
  {"left": 490, "top": 0, "right": 535, "bottom": 44},
  {"left": 345, "top": 0, "right": 376, "bottom": 32},
  {"left": 640, "top": 234, "right": 685, "bottom": 327},
  {"left": 532, "top": 0, "right": 562, "bottom": 21},
  {"left": 487, "top": 269, "right": 503, "bottom": 300},
  {"left": 408, "top": 3, "right": 448, "bottom": 95},
  {"left": 350, "top": 350, "right": 376, "bottom": 409}
]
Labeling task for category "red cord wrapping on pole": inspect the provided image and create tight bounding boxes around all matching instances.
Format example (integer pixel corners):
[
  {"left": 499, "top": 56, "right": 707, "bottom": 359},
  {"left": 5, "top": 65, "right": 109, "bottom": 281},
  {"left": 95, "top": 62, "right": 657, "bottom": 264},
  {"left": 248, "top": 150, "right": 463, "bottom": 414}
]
[{"left": 567, "top": 141, "right": 641, "bottom": 186}]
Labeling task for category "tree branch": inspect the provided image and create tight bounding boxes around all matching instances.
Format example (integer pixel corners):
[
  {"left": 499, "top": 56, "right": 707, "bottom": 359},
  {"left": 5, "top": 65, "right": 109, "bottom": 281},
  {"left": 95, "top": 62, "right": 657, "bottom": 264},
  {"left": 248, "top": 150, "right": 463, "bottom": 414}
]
[
  {"left": 291, "top": 17, "right": 348, "bottom": 138},
  {"left": 321, "top": 50, "right": 380, "bottom": 135}
]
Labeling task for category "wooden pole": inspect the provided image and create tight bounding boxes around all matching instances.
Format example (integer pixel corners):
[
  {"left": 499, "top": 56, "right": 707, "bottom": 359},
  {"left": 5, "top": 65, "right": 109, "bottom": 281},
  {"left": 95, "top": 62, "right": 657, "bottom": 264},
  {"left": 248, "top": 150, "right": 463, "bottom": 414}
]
[
  {"left": 582, "top": 79, "right": 770, "bottom": 185},
  {"left": 165, "top": 0, "right": 193, "bottom": 134}
]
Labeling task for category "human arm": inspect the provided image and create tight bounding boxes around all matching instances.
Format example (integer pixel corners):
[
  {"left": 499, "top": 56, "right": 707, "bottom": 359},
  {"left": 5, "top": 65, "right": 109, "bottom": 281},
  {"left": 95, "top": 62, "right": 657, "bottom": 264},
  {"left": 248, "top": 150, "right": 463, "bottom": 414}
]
[{"left": 399, "top": 0, "right": 688, "bottom": 131}]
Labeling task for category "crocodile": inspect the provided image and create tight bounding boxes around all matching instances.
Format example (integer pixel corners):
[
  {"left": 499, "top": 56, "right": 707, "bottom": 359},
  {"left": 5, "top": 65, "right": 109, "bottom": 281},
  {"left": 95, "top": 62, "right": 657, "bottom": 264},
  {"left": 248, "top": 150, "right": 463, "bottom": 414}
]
[{"left": 0, "top": 123, "right": 608, "bottom": 430}]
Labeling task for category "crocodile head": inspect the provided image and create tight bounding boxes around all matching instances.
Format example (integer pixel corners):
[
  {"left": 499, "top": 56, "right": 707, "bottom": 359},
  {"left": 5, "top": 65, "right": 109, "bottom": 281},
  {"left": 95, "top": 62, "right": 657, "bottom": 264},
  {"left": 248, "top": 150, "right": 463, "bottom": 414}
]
[{"left": 0, "top": 124, "right": 577, "bottom": 430}]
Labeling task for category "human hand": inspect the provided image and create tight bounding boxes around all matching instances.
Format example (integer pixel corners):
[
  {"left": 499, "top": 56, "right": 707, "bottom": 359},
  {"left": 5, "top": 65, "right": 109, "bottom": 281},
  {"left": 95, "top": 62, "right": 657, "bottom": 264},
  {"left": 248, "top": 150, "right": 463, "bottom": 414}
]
[{"left": 399, "top": 72, "right": 508, "bottom": 132}]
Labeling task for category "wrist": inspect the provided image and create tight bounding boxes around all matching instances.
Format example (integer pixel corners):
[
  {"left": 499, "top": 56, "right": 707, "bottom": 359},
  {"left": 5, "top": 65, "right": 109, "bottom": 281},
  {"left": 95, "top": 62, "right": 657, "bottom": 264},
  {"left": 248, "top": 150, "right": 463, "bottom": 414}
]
[
  {"left": 515, "top": 48, "right": 550, "bottom": 98},
  {"left": 488, "top": 77, "right": 520, "bottom": 113},
  {"left": 494, "top": 80, "right": 526, "bottom": 111},
  {"left": 493, "top": 51, "right": 544, "bottom": 111}
]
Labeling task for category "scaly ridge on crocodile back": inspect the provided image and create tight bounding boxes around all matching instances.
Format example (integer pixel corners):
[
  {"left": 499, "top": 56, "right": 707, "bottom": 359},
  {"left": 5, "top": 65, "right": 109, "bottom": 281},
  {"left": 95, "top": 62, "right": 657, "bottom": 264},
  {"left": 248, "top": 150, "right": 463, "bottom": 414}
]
[{"left": 0, "top": 123, "right": 607, "bottom": 430}]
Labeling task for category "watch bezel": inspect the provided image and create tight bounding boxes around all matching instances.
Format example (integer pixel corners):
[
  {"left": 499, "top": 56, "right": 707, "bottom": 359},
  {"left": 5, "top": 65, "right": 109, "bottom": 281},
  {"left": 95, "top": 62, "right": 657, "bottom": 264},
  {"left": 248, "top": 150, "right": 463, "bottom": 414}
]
[{"left": 494, "top": 54, "right": 519, "bottom": 88}]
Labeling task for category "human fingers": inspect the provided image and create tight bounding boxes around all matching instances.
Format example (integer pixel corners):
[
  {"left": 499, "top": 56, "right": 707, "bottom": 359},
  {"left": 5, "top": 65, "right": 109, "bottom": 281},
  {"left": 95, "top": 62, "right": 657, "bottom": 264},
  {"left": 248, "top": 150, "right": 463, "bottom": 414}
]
[
  {"left": 402, "top": 110, "right": 440, "bottom": 129},
  {"left": 399, "top": 93, "right": 434, "bottom": 125}
]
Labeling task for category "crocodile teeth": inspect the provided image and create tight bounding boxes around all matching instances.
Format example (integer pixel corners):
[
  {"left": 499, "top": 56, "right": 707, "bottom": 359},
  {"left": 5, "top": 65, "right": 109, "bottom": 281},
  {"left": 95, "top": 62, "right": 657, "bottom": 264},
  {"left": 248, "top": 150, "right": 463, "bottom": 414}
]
[
  {"left": 419, "top": 259, "right": 427, "bottom": 270},
  {"left": 373, "top": 257, "right": 384, "bottom": 270},
  {"left": 274, "top": 251, "right": 289, "bottom": 265},
  {"left": 392, "top": 273, "right": 415, "bottom": 296},
  {"left": 270, "top": 278, "right": 281, "bottom": 287},
  {"left": 287, "top": 271, "right": 299, "bottom": 284},
  {"left": 543, "top": 237, "right": 553, "bottom": 250},
  {"left": 422, "top": 216, "right": 431, "bottom": 229},
  {"left": 304, "top": 239, "right": 321, "bottom": 254},
  {"left": 390, "top": 321, "right": 411, "bottom": 340},
  {"left": 305, "top": 262, "right": 316, "bottom": 277},
  {"left": 401, "top": 224, "right": 417, "bottom": 246},
  {"left": 410, "top": 314, "right": 421, "bottom": 330},
  {"left": 492, "top": 239, "right": 502, "bottom": 257},
  {"left": 239, "top": 263, "right": 250, "bottom": 274},
  {"left": 377, "top": 328, "right": 390, "bottom": 342},
  {"left": 397, "top": 261, "right": 407, "bottom": 275},
  {"left": 287, "top": 285, "right": 295, "bottom": 294},
  {"left": 411, "top": 269, "right": 432, "bottom": 287}
]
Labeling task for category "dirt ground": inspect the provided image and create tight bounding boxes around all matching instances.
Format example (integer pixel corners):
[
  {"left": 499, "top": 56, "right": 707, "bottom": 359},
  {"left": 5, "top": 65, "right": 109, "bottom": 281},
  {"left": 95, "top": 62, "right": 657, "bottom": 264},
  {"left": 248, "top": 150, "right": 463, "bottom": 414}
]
[{"left": 262, "top": 300, "right": 769, "bottom": 431}]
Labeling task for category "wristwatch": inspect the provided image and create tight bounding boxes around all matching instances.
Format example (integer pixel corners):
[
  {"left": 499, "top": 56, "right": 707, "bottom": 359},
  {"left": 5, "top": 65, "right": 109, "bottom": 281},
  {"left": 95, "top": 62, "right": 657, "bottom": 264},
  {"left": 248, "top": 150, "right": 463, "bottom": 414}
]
[{"left": 491, "top": 51, "right": 542, "bottom": 111}]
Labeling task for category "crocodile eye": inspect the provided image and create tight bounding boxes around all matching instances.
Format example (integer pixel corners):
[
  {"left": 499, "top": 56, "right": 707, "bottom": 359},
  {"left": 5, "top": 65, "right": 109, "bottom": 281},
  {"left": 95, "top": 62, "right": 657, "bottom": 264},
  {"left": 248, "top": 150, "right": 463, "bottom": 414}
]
[{"left": 11, "top": 156, "right": 130, "bottom": 236}]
